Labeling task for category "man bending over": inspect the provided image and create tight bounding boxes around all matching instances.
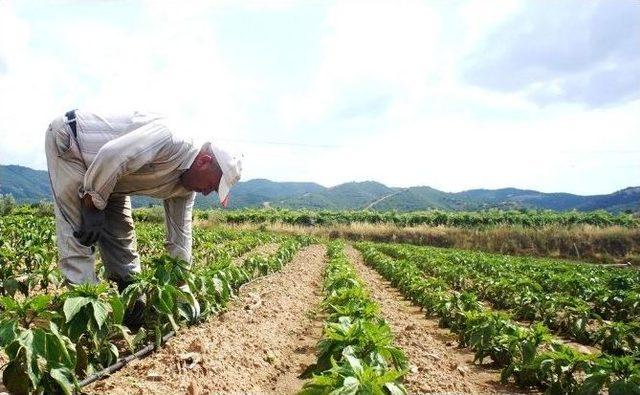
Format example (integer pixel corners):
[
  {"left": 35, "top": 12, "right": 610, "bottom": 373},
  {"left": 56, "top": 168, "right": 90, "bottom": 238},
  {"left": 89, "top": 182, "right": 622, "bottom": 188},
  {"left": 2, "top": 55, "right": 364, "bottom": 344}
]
[{"left": 44, "top": 109, "right": 242, "bottom": 328}]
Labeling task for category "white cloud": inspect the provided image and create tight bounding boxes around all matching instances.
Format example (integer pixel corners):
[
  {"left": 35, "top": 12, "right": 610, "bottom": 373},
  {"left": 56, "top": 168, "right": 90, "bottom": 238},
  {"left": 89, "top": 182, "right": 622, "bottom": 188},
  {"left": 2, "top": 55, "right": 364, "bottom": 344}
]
[
  {"left": 67, "top": 5, "right": 253, "bottom": 140},
  {"left": 302, "top": 98, "right": 639, "bottom": 194},
  {"left": 1, "top": 1, "right": 637, "bottom": 196},
  {"left": 271, "top": 0, "right": 638, "bottom": 194},
  {"left": 461, "top": 0, "right": 640, "bottom": 106},
  {"left": 0, "top": 2, "right": 256, "bottom": 170},
  {"left": 278, "top": 0, "right": 441, "bottom": 129},
  {"left": 0, "top": 3, "right": 74, "bottom": 169}
]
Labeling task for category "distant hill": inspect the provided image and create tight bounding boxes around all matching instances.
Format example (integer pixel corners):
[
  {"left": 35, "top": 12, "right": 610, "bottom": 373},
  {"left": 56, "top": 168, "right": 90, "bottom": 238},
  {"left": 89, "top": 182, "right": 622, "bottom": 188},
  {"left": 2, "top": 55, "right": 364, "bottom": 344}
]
[
  {"left": 227, "top": 179, "right": 325, "bottom": 208},
  {"left": 454, "top": 188, "right": 591, "bottom": 211},
  {"left": 0, "top": 165, "right": 52, "bottom": 202},
  {"left": 280, "top": 181, "right": 396, "bottom": 210},
  {"left": 1, "top": 164, "right": 638, "bottom": 213},
  {"left": 371, "top": 186, "right": 464, "bottom": 211}
]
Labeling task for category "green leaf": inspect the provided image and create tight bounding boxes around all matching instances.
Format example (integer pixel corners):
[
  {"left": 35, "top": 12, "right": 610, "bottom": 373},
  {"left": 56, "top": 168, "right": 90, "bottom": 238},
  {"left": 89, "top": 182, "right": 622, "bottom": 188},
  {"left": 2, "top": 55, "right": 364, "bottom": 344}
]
[
  {"left": 66, "top": 315, "right": 87, "bottom": 341},
  {"left": 31, "top": 327, "right": 50, "bottom": 362},
  {"left": 110, "top": 295, "right": 124, "bottom": 325},
  {"left": 91, "top": 301, "right": 109, "bottom": 329},
  {"left": 578, "top": 372, "right": 607, "bottom": 395},
  {"left": 0, "top": 295, "right": 18, "bottom": 310},
  {"left": 113, "top": 324, "right": 137, "bottom": 352},
  {"left": 344, "top": 354, "right": 364, "bottom": 375},
  {"left": 3, "top": 278, "right": 21, "bottom": 297},
  {"left": 334, "top": 376, "right": 359, "bottom": 394},
  {"left": 0, "top": 319, "right": 17, "bottom": 347},
  {"left": 48, "top": 322, "right": 76, "bottom": 368},
  {"left": 29, "top": 294, "right": 52, "bottom": 312},
  {"left": 99, "top": 342, "right": 119, "bottom": 367},
  {"left": 384, "top": 382, "right": 407, "bottom": 395},
  {"left": 49, "top": 367, "right": 76, "bottom": 395},
  {"left": 4, "top": 331, "right": 40, "bottom": 391},
  {"left": 156, "top": 286, "right": 175, "bottom": 315},
  {"left": 609, "top": 380, "right": 640, "bottom": 395},
  {"left": 63, "top": 297, "right": 92, "bottom": 323},
  {"left": 133, "top": 328, "right": 147, "bottom": 347}
]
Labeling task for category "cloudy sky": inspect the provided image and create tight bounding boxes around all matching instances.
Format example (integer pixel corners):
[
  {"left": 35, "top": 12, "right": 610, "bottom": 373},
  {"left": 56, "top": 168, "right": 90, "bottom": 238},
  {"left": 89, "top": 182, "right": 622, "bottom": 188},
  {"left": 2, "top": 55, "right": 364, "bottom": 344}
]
[{"left": 0, "top": 0, "right": 638, "bottom": 195}]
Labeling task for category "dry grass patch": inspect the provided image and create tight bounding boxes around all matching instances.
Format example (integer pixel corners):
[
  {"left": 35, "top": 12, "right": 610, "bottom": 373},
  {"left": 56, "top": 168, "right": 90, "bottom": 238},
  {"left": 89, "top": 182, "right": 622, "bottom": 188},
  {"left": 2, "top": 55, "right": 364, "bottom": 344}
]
[{"left": 213, "top": 221, "right": 640, "bottom": 265}]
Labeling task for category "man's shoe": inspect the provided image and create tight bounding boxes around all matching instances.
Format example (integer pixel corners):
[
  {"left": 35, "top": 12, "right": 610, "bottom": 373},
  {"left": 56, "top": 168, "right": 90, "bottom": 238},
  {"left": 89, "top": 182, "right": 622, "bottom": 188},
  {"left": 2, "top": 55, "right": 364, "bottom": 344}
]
[
  {"left": 123, "top": 298, "right": 145, "bottom": 331},
  {"left": 115, "top": 279, "right": 146, "bottom": 331}
]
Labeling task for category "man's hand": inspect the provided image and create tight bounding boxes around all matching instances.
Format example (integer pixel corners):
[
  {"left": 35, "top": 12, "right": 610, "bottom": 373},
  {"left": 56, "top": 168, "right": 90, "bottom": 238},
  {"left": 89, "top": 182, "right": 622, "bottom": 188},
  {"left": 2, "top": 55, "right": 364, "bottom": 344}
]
[{"left": 73, "top": 195, "right": 106, "bottom": 246}]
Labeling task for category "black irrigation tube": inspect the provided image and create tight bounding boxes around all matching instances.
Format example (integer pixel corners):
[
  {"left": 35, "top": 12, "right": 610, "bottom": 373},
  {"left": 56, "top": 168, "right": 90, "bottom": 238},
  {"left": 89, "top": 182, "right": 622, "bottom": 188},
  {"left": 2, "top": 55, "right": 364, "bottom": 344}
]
[
  {"left": 75, "top": 241, "right": 309, "bottom": 392},
  {"left": 76, "top": 331, "right": 175, "bottom": 391},
  {"left": 76, "top": 242, "right": 265, "bottom": 390}
]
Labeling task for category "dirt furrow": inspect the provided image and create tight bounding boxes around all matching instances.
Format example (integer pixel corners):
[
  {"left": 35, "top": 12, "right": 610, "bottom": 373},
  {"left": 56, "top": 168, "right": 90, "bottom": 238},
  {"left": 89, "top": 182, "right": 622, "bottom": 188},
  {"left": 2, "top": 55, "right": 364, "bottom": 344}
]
[
  {"left": 85, "top": 244, "right": 327, "bottom": 394},
  {"left": 345, "top": 245, "right": 523, "bottom": 394}
]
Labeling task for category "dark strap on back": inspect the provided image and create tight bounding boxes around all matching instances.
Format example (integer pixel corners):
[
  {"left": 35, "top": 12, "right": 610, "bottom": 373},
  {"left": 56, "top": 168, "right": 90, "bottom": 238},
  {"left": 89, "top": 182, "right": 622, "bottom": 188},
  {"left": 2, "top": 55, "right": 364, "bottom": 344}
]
[{"left": 65, "top": 110, "right": 77, "bottom": 138}]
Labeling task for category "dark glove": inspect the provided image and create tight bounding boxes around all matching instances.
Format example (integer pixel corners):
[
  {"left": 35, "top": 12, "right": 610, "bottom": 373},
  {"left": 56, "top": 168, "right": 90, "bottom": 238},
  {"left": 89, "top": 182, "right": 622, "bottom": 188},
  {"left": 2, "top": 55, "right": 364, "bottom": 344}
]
[{"left": 73, "top": 203, "right": 106, "bottom": 246}]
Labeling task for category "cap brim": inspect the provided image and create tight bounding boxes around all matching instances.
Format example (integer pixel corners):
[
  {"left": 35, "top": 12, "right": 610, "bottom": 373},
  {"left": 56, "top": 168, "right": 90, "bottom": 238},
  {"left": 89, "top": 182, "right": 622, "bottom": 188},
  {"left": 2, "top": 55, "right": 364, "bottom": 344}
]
[{"left": 218, "top": 176, "right": 231, "bottom": 208}]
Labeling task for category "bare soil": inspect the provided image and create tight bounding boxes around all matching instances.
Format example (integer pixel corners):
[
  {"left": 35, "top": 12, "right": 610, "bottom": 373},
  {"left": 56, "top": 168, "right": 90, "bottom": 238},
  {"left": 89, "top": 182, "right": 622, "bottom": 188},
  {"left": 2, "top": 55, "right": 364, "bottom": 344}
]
[
  {"left": 0, "top": 244, "right": 285, "bottom": 394},
  {"left": 0, "top": 357, "right": 5, "bottom": 393},
  {"left": 345, "top": 244, "right": 528, "bottom": 394},
  {"left": 84, "top": 244, "right": 327, "bottom": 394}
]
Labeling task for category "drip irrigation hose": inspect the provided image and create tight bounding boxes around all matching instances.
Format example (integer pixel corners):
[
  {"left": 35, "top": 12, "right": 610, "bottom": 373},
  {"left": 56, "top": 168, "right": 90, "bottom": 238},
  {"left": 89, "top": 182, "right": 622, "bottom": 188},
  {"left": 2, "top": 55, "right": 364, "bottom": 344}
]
[
  {"left": 76, "top": 244, "right": 303, "bottom": 391},
  {"left": 76, "top": 272, "right": 259, "bottom": 390},
  {"left": 76, "top": 331, "right": 175, "bottom": 390},
  {"left": 77, "top": 273, "right": 266, "bottom": 391}
]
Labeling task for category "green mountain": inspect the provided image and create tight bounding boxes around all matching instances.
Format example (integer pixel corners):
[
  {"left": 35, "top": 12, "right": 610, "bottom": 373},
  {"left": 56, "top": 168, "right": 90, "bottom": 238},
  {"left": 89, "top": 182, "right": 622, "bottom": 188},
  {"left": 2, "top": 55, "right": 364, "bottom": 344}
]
[
  {"left": 1, "top": 164, "right": 638, "bottom": 213},
  {"left": 226, "top": 179, "right": 325, "bottom": 208},
  {"left": 0, "top": 165, "right": 52, "bottom": 202},
  {"left": 370, "top": 186, "right": 465, "bottom": 211},
  {"left": 280, "top": 181, "right": 396, "bottom": 210},
  {"left": 573, "top": 187, "right": 640, "bottom": 212},
  {"left": 454, "top": 188, "right": 591, "bottom": 211}
]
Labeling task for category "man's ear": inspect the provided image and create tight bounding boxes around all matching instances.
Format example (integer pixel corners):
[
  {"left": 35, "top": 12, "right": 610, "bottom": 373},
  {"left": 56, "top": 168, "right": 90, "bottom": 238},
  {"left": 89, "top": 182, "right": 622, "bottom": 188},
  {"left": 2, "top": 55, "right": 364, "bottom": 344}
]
[{"left": 197, "top": 154, "right": 213, "bottom": 168}]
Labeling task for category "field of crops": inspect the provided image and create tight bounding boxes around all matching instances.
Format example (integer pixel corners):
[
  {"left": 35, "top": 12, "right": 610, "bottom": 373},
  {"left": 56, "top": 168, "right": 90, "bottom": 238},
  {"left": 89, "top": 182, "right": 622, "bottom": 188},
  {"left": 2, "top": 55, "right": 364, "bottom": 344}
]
[
  {"left": 0, "top": 213, "right": 313, "bottom": 393},
  {"left": 357, "top": 242, "right": 640, "bottom": 393},
  {"left": 211, "top": 207, "right": 640, "bottom": 266},
  {"left": 2, "top": 210, "right": 640, "bottom": 394},
  {"left": 219, "top": 208, "right": 639, "bottom": 228}
]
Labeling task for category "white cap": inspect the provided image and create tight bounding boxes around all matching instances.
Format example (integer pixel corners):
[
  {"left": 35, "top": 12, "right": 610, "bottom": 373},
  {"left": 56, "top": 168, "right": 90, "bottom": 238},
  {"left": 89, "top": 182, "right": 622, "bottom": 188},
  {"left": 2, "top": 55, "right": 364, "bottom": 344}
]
[{"left": 210, "top": 143, "right": 242, "bottom": 207}]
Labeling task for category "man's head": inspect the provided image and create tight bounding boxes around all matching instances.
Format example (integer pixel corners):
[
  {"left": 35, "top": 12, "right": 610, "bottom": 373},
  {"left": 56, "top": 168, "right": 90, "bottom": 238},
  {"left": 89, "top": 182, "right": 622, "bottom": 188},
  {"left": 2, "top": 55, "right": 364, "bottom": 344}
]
[{"left": 180, "top": 143, "right": 242, "bottom": 206}]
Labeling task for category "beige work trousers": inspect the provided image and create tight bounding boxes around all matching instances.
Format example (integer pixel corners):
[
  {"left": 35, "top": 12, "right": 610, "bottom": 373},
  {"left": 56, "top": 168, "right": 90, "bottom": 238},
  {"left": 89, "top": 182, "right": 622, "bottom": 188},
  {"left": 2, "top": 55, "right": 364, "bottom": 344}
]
[{"left": 44, "top": 115, "right": 141, "bottom": 284}]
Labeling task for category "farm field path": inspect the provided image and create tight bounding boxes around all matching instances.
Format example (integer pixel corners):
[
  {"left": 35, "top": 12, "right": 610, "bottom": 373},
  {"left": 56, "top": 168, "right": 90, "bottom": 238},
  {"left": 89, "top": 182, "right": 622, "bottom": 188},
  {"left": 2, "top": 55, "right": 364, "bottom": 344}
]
[
  {"left": 345, "top": 244, "right": 524, "bottom": 394},
  {"left": 85, "top": 244, "right": 327, "bottom": 395}
]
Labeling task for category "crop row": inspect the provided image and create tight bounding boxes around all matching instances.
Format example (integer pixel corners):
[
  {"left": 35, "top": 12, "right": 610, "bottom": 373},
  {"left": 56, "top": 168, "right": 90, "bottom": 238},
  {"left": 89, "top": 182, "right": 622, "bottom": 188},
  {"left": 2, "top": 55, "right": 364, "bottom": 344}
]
[
  {"left": 136, "top": 221, "right": 278, "bottom": 259},
  {"left": 0, "top": 227, "right": 313, "bottom": 394},
  {"left": 356, "top": 242, "right": 640, "bottom": 394},
  {"left": 300, "top": 241, "right": 407, "bottom": 394},
  {"left": 0, "top": 213, "right": 279, "bottom": 299},
  {"left": 218, "top": 208, "right": 639, "bottom": 228},
  {"left": 373, "top": 242, "right": 640, "bottom": 350}
]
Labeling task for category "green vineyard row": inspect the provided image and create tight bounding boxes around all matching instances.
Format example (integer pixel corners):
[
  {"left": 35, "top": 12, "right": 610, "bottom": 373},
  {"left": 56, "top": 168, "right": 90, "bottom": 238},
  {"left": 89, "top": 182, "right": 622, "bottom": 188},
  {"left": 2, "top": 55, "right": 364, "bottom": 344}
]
[{"left": 215, "top": 208, "right": 639, "bottom": 228}]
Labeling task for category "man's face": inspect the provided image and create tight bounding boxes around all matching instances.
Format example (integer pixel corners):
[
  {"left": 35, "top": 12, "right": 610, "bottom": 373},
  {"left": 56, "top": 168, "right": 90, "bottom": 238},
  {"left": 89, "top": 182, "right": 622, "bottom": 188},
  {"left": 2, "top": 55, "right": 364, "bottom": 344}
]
[{"left": 181, "top": 153, "right": 223, "bottom": 196}]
